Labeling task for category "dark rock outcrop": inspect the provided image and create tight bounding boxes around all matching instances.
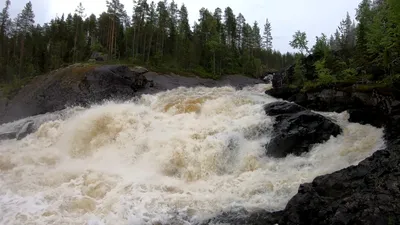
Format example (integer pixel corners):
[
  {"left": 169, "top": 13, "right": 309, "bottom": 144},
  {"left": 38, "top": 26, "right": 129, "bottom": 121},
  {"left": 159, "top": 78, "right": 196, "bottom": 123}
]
[
  {"left": 279, "top": 148, "right": 400, "bottom": 225},
  {"left": 0, "top": 64, "right": 151, "bottom": 124},
  {"left": 266, "top": 84, "right": 400, "bottom": 130},
  {"left": 264, "top": 102, "right": 342, "bottom": 158}
]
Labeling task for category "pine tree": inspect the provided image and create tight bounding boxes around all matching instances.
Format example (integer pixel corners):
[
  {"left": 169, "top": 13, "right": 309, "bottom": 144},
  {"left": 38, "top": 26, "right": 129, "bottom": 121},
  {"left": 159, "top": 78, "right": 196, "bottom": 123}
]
[
  {"left": 17, "top": 1, "right": 35, "bottom": 78},
  {"left": 106, "top": 0, "right": 125, "bottom": 59},
  {"left": 73, "top": 2, "right": 85, "bottom": 62},
  {"left": 263, "top": 18, "right": 273, "bottom": 50},
  {"left": 252, "top": 21, "right": 261, "bottom": 49},
  {"left": 338, "top": 12, "right": 354, "bottom": 50},
  {"left": 0, "top": 0, "right": 11, "bottom": 80},
  {"left": 236, "top": 13, "right": 245, "bottom": 50},
  {"left": 178, "top": 4, "right": 191, "bottom": 68},
  {"left": 355, "top": 0, "right": 372, "bottom": 67},
  {"left": 224, "top": 7, "right": 236, "bottom": 48},
  {"left": 145, "top": 1, "right": 156, "bottom": 63}
]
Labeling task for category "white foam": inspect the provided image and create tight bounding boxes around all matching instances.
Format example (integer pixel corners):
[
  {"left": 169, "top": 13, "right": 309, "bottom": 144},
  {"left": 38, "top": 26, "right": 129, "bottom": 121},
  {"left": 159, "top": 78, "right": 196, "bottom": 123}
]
[{"left": 0, "top": 84, "right": 385, "bottom": 225}]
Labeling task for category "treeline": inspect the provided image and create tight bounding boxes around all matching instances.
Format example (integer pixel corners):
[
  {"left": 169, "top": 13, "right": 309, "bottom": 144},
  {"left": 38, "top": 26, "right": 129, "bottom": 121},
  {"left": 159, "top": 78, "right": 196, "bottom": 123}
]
[
  {"left": 287, "top": 0, "right": 400, "bottom": 89},
  {"left": 0, "top": 0, "right": 296, "bottom": 83}
]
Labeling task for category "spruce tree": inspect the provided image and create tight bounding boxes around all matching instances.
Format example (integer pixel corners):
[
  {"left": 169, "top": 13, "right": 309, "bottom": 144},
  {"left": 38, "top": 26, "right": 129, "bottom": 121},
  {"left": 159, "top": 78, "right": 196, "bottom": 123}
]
[
  {"left": 17, "top": 1, "right": 35, "bottom": 78},
  {"left": 263, "top": 18, "right": 273, "bottom": 50}
]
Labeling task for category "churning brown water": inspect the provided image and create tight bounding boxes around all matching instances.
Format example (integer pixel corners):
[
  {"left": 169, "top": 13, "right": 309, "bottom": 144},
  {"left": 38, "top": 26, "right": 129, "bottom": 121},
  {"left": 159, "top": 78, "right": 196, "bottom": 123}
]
[{"left": 0, "top": 84, "right": 385, "bottom": 225}]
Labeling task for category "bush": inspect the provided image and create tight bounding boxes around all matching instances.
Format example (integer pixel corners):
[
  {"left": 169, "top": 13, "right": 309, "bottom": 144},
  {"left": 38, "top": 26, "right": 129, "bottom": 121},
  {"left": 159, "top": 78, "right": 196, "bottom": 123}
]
[
  {"left": 339, "top": 68, "right": 357, "bottom": 81},
  {"left": 315, "top": 59, "right": 336, "bottom": 84}
]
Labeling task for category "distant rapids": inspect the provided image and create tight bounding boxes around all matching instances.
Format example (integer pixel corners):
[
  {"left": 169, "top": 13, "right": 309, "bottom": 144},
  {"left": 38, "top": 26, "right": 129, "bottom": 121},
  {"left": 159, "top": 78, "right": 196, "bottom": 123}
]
[{"left": 0, "top": 84, "right": 385, "bottom": 225}]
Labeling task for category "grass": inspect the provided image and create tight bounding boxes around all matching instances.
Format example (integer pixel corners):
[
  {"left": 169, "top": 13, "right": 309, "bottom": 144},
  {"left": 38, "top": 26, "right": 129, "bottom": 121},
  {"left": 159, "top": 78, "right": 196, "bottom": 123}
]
[
  {"left": 88, "top": 59, "right": 221, "bottom": 79},
  {"left": 0, "top": 61, "right": 223, "bottom": 99}
]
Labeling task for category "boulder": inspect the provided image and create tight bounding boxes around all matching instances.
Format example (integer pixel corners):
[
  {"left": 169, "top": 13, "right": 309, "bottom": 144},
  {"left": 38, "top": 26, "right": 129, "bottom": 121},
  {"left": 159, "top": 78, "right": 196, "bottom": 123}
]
[
  {"left": 90, "top": 52, "right": 108, "bottom": 61},
  {"left": 16, "top": 121, "right": 34, "bottom": 140},
  {"left": 264, "top": 101, "right": 305, "bottom": 116},
  {"left": 131, "top": 66, "right": 149, "bottom": 74},
  {"left": 0, "top": 120, "right": 35, "bottom": 141},
  {"left": 264, "top": 102, "right": 342, "bottom": 158},
  {"left": 0, "top": 131, "right": 16, "bottom": 141}
]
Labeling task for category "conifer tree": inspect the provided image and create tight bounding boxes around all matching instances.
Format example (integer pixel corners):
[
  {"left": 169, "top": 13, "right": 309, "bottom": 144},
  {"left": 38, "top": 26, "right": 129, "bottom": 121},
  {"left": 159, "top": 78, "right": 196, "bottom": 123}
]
[{"left": 263, "top": 18, "right": 273, "bottom": 50}]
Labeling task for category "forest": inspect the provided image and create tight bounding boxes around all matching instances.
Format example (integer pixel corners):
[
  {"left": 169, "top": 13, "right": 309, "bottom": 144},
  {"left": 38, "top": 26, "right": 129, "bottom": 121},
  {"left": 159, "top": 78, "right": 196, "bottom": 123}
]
[
  {"left": 287, "top": 0, "right": 400, "bottom": 90},
  {"left": 0, "top": 0, "right": 399, "bottom": 89},
  {"left": 0, "top": 0, "right": 295, "bottom": 84}
]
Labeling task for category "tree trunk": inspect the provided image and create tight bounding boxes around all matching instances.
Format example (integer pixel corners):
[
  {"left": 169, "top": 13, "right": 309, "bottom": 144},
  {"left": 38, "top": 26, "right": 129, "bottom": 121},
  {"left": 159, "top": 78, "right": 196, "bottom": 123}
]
[
  {"left": 136, "top": 21, "right": 141, "bottom": 57},
  {"left": 155, "top": 30, "right": 159, "bottom": 56},
  {"left": 111, "top": 16, "right": 115, "bottom": 60},
  {"left": 213, "top": 51, "right": 216, "bottom": 75},
  {"left": 113, "top": 18, "right": 117, "bottom": 59},
  {"left": 161, "top": 31, "right": 164, "bottom": 57},
  {"left": 74, "top": 25, "right": 78, "bottom": 63},
  {"left": 108, "top": 17, "right": 112, "bottom": 57},
  {"left": 142, "top": 30, "right": 147, "bottom": 62},
  {"left": 132, "top": 25, "right": 136, "bottom": 61},
  {"left": 19, "top": 36, "right": 24, "bottom": 79},
  {"left": 147, "top": 30, "right": 153, "bottom": 64}
]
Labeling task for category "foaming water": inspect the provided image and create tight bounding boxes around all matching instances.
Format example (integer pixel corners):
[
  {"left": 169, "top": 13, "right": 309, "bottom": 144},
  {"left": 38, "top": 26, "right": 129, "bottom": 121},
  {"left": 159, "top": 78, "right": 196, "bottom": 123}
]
[{"left": 0, "top": 84, "right": 385, "bottom": 225}]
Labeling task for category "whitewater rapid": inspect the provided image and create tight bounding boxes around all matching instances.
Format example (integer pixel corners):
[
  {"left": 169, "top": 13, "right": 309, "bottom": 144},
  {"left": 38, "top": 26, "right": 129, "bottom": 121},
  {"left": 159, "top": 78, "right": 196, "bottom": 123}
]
[{"left": 0, "top": 84, "right": 385, "bottom": 225}]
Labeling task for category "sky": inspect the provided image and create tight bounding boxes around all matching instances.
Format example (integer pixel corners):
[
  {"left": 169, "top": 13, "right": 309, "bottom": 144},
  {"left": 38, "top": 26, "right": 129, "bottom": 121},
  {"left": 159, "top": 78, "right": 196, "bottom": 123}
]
[{"left": 5, "top": 0, "right": 361, "bottom": 53}]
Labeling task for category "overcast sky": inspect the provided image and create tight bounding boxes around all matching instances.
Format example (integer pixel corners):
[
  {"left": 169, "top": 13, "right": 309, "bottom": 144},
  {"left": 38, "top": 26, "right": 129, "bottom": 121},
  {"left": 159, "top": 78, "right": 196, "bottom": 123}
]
[{"left": 5, "top": 0, "right": 361, "bottom": 53}]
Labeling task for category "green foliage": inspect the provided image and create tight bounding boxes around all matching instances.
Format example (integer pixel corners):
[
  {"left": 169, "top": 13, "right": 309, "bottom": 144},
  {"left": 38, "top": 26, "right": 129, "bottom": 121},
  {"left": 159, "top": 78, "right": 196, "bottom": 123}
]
[
  {"left": 263, "top": 18, "right": 273, "bottom": 50},
  {"left": 314, "top": 59, "right": 336, "bottom": 84},
  {"left": 290, "top": 31, "right": 309, "bottom": 54},
  {"left": 286, "top": 0, "right": 399, "bottom": 92},
  {"left": 293, "top": 56, "right": 305, "bottom": 85},
  {"left": 339, "top": 68, "right": 357, "bottom": 81}
]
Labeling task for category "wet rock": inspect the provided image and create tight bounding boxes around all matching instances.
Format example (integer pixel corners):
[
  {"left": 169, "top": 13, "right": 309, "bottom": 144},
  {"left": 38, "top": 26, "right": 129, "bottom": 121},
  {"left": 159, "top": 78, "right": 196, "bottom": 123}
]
[
  {"left": 0, "top": 131, "right": 16, "bottom": 141},
  {"left": 200, "top": 208, "right": 282, "bottom": 225},
  {"left": 131, "top": 66, "right": 148, "bottom": 74},
  {"left": 16, "top": 121, "right": 34, "bottom": 140},
  {"left": 263, "top": 101, "right": 305, "bottom": 116},
  {"left": 0, "top": 120, "right": 35, "bottom": 141},
  {"left": 279, "top": 149, "right": 400, "bottom": 225},
  {"left": 90, "top": 52, "right": 108, "bottom": 61},
  {"left": 264, "top": 102, "right": 342, "bottom": 158}
]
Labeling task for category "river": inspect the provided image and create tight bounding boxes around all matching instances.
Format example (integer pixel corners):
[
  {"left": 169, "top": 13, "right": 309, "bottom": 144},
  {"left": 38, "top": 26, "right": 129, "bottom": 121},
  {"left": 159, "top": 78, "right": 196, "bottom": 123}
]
[{"left": 0, "top": 84, "right": 385, "bottom": 225}]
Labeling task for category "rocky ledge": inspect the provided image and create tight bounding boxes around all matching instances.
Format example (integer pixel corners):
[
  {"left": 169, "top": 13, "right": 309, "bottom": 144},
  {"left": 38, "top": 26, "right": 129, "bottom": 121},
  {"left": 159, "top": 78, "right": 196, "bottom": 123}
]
[{"left": 204, "top": 84, "right": 400, "bottom": 225}]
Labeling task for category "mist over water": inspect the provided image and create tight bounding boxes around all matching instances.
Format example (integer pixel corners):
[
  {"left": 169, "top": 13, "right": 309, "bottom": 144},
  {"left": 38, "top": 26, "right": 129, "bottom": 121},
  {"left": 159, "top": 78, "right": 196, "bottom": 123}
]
[{"left": 0, "top": 84, "right": 385, "bottom": 225}]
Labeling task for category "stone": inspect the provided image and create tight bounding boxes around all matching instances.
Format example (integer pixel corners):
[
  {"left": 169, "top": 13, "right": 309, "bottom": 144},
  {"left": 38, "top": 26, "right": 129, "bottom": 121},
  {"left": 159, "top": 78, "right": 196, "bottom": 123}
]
[
  {"left": 264, "top": 102, "right": 342, "bottom": 158},
  {"left": 263, "top": 101, "right": 305, "bottom": 116},
  {"left": 16, "top": 121, "right": 34, "bottom": 140}
]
